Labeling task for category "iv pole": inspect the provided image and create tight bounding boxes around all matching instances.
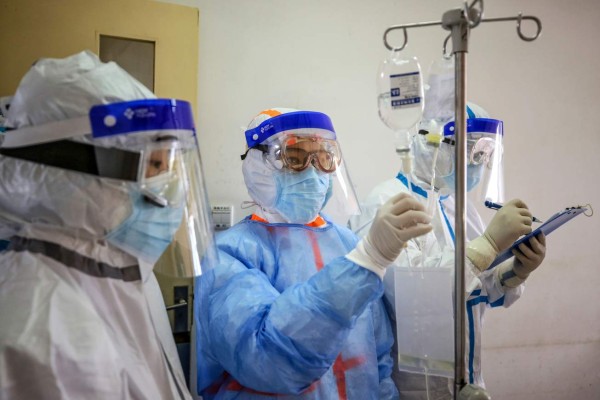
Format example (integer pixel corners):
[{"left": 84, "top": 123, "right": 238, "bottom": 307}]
[{"left": 383, "top": 2, "right": 542, "bottom": 399}]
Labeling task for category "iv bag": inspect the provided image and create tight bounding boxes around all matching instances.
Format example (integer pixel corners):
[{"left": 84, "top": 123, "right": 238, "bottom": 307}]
[
  {"left": 377, "top": 50, "right": 424, "bottom": 132},
  {"left": 423, "top": 57, "right": 455, "bottom": 125}
]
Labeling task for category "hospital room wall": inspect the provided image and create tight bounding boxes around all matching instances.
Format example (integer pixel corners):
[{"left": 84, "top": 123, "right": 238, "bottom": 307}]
[
  {"left": 164, "top": 1, "right": 600, "bottom": 399},
  {"left": 0, "top": 0, "right": 199, "bottom": 114}
]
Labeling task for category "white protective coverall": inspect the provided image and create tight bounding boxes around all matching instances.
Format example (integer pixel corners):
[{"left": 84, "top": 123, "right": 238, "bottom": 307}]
[
  {"left": 0, "top": 161, "right": 191, "bottom": 399},
  {"left": 0, "top": 51, "right": 191, "bottom": 399},
  {"left": 352, "top": 174, "right": 524, "bottom": 399}
]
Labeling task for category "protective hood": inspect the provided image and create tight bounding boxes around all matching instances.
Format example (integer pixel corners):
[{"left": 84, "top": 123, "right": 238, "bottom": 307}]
[
  {"left": 6, "top": 50, "right": 154, "bottom": 129},
  {"left": 0, "top": 51, "right": 218, "bottom": 275},
  {"left": 0, "top": 156, "right": 131, "bottom": 239},
  {"left": 0, "top": 50, "right": 156, "bottom": 239},
  {"left": 242, "top": 148, "right": 280, "bottom": 215}
]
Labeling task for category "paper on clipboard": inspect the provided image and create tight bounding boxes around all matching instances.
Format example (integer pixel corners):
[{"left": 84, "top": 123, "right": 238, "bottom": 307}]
[{"left": 487, "top": 206, "right": 588, "bottom": 270}]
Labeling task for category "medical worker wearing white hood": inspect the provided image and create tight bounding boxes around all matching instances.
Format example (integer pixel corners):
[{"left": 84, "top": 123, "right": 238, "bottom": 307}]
[
  {"left": 194, "top": 107, "right": 434, "bottom": 399},
  {"left": 0, "top": 51, "right": 217, "bottom": 399},
  {"left": 351, "top": 105, "right": 547, "bottom": 399}
]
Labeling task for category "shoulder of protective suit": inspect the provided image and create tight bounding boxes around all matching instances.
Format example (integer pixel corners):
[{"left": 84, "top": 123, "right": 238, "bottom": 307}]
[
  {"left": 365, "top": 177, "right": 408, "bottom": 205},
  {"left": 326, "top": 220, "right": 359, "bottom": 246},
  {"left": 215, "top": 218, "right": 254, "bottom": 240}
]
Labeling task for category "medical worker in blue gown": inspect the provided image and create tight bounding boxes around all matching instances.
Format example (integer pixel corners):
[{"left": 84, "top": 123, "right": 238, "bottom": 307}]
[
  {"left": 195, "top": 108, "right": 434, "bottom": 399},
  {"left": 351, "top": 105, "right": 547, "bottom": 399}
]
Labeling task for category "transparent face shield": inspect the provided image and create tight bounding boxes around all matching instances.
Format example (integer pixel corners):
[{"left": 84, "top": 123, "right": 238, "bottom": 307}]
[
  {"left": 255, "top": 134, "right": 342, "bottom": 173},
  {"left": 140, "top": 141, "right": 184, "bottom": 207},
  {"left": 443, "top": 118, "right": 505, "bottom": 203},
  {"left": 134, "top": 137, "right": 219, "bottom": 278},
  {"left": 88, "top": 100, "right": 219, "bottom": 278},
  {"left": 0, "top": 99, "right": 219, "bottom": 278},
  {"left": 413, "top": 118, "right": 504, "bottom": 203},
  {"left": 243, "top": 128, "right": 361, "bottom": 226}
]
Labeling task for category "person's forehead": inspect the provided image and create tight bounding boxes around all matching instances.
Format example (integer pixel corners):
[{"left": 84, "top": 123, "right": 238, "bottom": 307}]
[{"left": 150, "top": 148, "right": 171, "bottom": 157}]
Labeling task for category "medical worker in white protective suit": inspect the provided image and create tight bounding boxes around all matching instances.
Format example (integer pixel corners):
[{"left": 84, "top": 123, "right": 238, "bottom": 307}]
[
  {"left": 0, "top": 51, "right": 217, "bottom": 399},
  {"left": 351, "top": 105, "right": 547, "bottom": 399},
  {"left": 194, "top": 108, "right": 434, "bottom": 399}
]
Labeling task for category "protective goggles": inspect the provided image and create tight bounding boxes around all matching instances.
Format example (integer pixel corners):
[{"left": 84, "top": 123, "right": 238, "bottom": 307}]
[
  {"left": 444, "top": 119, "right": 502, "bottom": 165},
  {"left": 418, "top": 118, "right": 503, "bottom": 172},
  {"left": 242, "top": 135, "right": 341, "bottom": 173}
]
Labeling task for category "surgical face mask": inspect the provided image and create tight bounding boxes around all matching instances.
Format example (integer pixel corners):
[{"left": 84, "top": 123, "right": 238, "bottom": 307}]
[
  {"left": 442, "top": 163, "right": 484, "bottom": 192},
  {"left": 107, "top": 191, "right": 184, "bottom": 264},
  {"left": 323, "top": 175, "right": 334, "bottom": 206},
  {"left": 274, "top": 167, "right": 330, "bottom": 224}
]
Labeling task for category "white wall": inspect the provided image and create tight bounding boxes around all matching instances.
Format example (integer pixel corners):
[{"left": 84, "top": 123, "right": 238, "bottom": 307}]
[{"left": 164, "top": 1, "right": 600, "bottom": 398}]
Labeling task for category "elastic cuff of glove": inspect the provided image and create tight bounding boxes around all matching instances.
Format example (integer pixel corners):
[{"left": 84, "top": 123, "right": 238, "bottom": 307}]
[
  {"left": 496, "top": 262, "right": 528, "bottom": 288},
  {"left": 345, "top": 239, "right": 389, "bottom": 280},
  {"left": 466, "top": 236, "right": 499, "bottom": 272},
  {"left": 512, "top": 263, "right": 533, "bottom": 280}
]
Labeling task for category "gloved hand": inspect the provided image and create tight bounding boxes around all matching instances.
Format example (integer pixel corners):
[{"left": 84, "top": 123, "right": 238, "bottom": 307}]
[
  {"left": 346, "top": 192, "right": 433, "bottom": 278},
  {"left": 485, "top": 199, "right": 534, "bottom": 252},
  {"left": 467, "top": 198, "right": 533, "bottom": 272},
  {"left": 496, "top": 233, "right": 546, "bottom": 287},
  {"left": 513, "top": 232, "right": 546, "bottom": 277}
]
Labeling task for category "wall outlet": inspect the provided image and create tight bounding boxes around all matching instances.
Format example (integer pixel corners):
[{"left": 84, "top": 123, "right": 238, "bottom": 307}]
[{"left": 212, "top": 205, "right": 233, "bottom": 231}]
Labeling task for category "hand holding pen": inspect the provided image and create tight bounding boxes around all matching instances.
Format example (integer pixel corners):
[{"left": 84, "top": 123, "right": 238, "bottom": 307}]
[
  {"left": 485, "top": 200, "right": 544, "bottom": 223},
  {"left": 482, "top": 199, "right": 536, "bottom": 253}
]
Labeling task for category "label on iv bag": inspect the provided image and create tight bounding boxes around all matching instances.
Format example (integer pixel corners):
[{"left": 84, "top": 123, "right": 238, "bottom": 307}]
[{"left": 390, "top": 72, "right": 422, "bottom": 109}]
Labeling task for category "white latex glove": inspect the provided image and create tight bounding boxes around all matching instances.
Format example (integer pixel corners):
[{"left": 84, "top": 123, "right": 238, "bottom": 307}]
[
  {"left": 496, "top": 233, "right": 547, "bottom": 287},
  {"left": 467, "top": 198, "right": 533, "bottom": 272},
  {"left": 346, "top": 192, "right": 433, "bottom": 279}
]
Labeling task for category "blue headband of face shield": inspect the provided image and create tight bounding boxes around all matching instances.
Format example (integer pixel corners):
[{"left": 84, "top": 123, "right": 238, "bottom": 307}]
[
  {"left": 244, "top": 111, "right": 336, "bottom": 148},
  {"left": 89, "top": 99, "right": 195, "bottom": 139},
  {"left": 0, "top": 99, "right": 195, "bottom": 182},
  {"left": 443, "top": 118, "right": 504, "bottom": 138}
]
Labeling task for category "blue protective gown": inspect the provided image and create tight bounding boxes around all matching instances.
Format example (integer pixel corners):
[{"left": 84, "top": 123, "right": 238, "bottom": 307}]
[{"left": 195, "top": 215, "right": 399, "bottom": 400}]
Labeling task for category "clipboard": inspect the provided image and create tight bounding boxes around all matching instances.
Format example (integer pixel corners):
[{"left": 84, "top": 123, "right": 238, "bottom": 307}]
[{"left": 488, "top": 206, "right": 588, "bottom": 269}]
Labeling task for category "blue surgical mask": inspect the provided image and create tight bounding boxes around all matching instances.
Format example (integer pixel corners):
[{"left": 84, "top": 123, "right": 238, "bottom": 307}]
[
  {"left": 274, "top": 167, "right": 330, "bottom": 224},
  {"left": 443, "top": 163, "right": 484, "bottom": 192},
  {"left": 323, "top": 175, "right": 334, "bottom": 207},
  {"left": 107, "top": 191, "right": 184, "bottom": 263}
]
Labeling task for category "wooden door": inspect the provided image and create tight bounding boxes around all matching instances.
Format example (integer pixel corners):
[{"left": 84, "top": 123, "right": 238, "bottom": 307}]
[{"left": 0, "top": 0, "right": 199, "bottom": 112}]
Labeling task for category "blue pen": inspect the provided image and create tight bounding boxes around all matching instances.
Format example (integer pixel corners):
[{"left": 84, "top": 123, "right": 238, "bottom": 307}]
[{"left": 484, "top": 200, "right": 544, "bottom": 223}]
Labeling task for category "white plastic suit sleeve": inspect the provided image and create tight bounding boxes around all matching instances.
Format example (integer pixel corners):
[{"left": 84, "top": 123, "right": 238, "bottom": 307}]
[{"left": 466, "top": 235, "right": 499, "bottom": 272}]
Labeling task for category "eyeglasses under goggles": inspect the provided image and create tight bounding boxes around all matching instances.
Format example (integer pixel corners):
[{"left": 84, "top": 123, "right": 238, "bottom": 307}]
[
  {"left": 241, "top": 136, "right": 341, "bottom": 173},
  {"left": 418, "top": 129, "right": 498, "bottom": 168}
]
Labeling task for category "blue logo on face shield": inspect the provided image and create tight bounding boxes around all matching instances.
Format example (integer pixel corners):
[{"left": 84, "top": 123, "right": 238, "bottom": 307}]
[{"left": 90, "top": 99, "right": 195, "bottom": 139}]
